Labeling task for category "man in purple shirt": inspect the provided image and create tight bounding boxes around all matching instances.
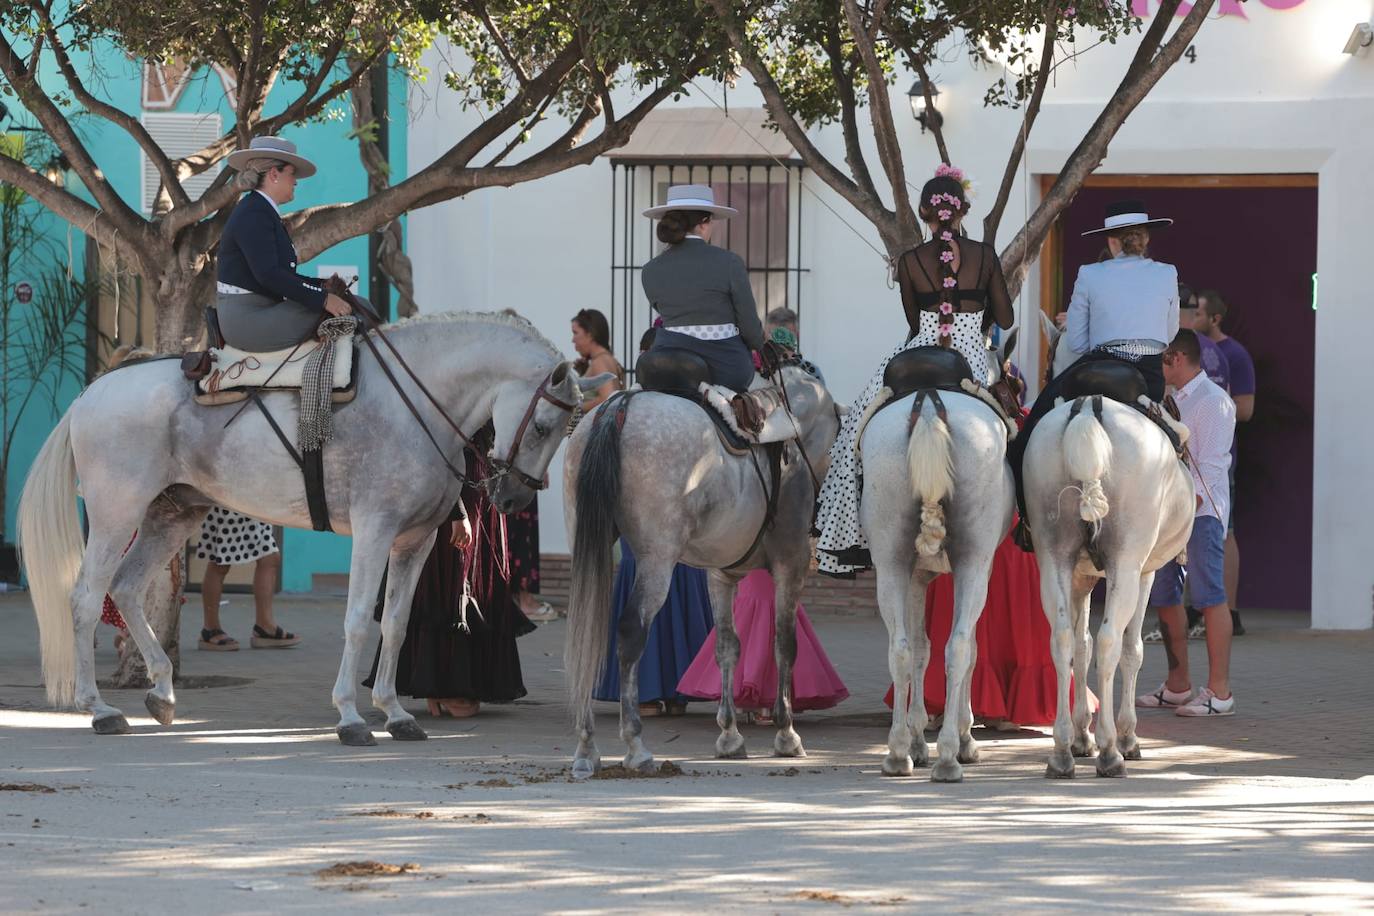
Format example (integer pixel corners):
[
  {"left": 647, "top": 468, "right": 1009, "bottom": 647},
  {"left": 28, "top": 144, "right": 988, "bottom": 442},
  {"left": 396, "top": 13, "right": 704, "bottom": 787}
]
[
  {"left": 1193, "top": 290, "right": 1255, "bottom": 636},
  {"left": 1180, "top": 284, "right": 1230, "bottom": 391}
]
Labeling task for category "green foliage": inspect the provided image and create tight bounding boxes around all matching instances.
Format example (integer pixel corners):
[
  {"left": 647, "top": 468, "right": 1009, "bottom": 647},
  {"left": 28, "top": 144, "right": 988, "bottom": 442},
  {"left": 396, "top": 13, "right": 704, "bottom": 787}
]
[{"left": 733, "top": 0, "right": 1143, "bottom": 126}]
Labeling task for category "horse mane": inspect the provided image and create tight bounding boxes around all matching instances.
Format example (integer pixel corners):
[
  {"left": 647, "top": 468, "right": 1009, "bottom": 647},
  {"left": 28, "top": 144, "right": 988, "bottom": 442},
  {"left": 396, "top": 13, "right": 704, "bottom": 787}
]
[{"left": 376, "top": 309, "right": 562, "bottom": 361}]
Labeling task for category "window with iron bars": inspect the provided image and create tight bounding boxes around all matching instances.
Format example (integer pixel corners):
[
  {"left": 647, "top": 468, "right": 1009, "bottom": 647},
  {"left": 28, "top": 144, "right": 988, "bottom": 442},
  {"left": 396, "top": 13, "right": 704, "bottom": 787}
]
[{"left": 609, "top": 160, "right": 807, "bottom": 378}]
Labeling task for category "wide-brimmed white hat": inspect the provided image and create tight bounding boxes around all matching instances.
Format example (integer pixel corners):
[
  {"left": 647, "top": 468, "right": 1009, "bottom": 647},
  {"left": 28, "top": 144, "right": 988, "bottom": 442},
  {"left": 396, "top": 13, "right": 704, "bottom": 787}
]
[
  {"left": 226, "top": 136, "right": 316, "bottom": 179},
  {"left": 642, "top": 184, "right": 738, "bottom": 220},
  {"left": 1081, "top": 199, "right": 1172, "bottom": 236}
]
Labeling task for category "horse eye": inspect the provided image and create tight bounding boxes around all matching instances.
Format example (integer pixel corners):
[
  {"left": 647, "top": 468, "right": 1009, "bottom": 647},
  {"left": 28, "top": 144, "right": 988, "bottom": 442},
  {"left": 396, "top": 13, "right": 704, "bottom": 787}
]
[{"left": 533, "top": 423, "right": 549, "bottom": 438}]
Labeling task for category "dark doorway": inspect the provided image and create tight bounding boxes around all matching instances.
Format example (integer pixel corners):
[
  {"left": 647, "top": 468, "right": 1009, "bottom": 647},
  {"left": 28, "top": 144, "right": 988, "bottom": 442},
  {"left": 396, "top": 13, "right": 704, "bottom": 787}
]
[{"left": 1042, "top": 176, "right": 1317, "bottom": 612}]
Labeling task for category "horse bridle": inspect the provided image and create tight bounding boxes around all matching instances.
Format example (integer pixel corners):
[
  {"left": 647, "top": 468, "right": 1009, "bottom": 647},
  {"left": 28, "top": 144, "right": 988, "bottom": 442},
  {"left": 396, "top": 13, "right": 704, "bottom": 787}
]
[
  {"left": 336, "top": 280, "right": 579, "bottom": 493},
  {"left": 486, "top": 375, "right": 580, "bottom": 491}
]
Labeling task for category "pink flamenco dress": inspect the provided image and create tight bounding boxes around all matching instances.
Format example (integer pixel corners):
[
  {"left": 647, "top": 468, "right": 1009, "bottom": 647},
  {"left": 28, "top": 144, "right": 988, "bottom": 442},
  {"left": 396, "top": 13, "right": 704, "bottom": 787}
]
[{"left": 677, "top": 569, "right": 849, "bottom": 712}]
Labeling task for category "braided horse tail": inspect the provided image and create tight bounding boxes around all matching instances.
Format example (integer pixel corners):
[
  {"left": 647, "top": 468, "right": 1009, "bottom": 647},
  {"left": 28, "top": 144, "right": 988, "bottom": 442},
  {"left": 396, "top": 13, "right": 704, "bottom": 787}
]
[
  {"left": 907, "top": 395, "right": 955, "bottom": 557},
  {"left": 1063, "top": 398, "right": 1113, "bottom": 525}
]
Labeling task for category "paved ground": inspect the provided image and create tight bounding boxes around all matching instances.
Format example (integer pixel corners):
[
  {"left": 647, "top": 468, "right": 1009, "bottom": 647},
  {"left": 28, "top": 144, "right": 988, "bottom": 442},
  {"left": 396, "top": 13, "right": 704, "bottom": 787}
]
[{"left": 0, "top": 592, "right": 1371, "bottom": 913}]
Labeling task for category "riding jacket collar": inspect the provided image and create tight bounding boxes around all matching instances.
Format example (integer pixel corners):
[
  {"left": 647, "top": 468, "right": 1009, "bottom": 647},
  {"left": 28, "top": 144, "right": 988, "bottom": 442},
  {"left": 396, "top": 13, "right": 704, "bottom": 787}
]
[{"left": 254, "top": 189, "right": 282, "bottom": 216}]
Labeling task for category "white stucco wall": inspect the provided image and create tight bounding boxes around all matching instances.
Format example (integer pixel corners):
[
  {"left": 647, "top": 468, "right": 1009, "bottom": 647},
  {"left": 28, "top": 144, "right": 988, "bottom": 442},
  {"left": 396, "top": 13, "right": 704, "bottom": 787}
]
[{"left": 408, "top": 0, "right": 1374, "bottom": 627}]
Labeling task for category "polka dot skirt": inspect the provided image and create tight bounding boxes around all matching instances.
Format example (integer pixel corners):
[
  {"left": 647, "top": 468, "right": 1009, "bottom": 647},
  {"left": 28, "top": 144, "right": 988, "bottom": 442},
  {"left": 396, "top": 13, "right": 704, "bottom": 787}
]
[
  {"left": 814, "top": 310, "right": 992, "bottom": 576},
  {"left": 196, "top": 506, "right": 279, "bottom": 567}
]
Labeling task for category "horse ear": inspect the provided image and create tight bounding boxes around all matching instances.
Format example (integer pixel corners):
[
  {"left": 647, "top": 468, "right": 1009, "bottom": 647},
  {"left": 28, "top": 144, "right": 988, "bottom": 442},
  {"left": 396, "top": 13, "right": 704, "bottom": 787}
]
[
  {"left": 1038, "top": 310, "right": 1056, "bottom": 340},
  {"left": 1001, "top": 326, "right": 1019, "bottom": 362},
  {"left": 550, "top": 361, "right": 570, "bottom": 386}
]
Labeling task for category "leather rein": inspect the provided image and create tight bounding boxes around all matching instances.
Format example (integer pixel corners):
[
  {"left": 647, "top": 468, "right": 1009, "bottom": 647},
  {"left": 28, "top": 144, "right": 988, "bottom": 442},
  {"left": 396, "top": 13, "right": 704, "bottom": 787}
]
[{"left": 336, "top": 283, "right": 574, "bottom": 492}]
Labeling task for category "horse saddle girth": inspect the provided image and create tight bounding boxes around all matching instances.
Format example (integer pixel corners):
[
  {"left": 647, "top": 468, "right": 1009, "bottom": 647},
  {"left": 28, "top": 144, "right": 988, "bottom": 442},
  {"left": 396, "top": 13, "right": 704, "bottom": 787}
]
[
  {"left": 883, "top": 346, "right": 974, "bottom": 400},
  {"left": 193, "top": 336, "right": 358, "bottom": 406}
]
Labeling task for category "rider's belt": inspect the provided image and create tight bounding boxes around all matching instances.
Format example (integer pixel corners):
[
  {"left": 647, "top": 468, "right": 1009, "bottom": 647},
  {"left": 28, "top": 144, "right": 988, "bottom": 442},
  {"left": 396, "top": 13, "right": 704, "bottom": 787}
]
[
  {"left": 1095, "top": 338, "right": 1166, "bottom": 360},
  {"left": 216, "top": 282, "right": 256, "bottom": 295},
  {"left": 665, "top": 323, "right": 740, "bottom": 341}
]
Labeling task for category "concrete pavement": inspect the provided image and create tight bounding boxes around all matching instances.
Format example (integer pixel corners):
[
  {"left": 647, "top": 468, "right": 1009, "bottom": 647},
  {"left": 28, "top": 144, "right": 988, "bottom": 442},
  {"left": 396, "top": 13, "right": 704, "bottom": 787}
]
[{"left": 0, "top": 593, "right": 1370, "bottom": 913}]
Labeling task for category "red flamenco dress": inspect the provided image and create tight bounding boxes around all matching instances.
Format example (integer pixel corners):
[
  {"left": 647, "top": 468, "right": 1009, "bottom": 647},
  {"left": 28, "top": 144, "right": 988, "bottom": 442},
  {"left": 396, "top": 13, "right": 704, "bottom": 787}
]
[
  {"left": 677, "top": 569, "right": 849, "bottom": 712},
  {"left": 883, "top": 525, "right": 1096, "bottom": 726}
]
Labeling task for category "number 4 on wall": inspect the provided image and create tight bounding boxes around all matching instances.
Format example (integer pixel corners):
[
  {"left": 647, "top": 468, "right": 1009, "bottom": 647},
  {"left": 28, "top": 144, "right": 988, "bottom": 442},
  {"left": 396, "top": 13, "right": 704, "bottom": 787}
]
[{"left": 1185, "top": 45, "right": 1198, "bottom": 63}]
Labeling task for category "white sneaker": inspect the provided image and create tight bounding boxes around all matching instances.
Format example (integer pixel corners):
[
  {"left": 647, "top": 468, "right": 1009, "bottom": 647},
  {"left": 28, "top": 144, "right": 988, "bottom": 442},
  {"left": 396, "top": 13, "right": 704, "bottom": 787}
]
[
  {"left": 1187, "top": 622, "right": 1207, "bottom": 640},
  {"left": 1136, "top": 683, "right": 1192, "bottom": 709},
  {"left": 1142, "top": 627, "right": 1163, "bottom": 643},
  {"left": 1176, "top": 687, "right": 1235, "bottom": 717}
]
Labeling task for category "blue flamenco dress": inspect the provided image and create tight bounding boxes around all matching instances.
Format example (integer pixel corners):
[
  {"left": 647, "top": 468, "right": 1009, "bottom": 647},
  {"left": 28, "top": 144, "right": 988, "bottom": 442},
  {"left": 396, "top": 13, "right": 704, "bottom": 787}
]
[{"left": 593, "top": 539, "right": 715, "bottom": 705}]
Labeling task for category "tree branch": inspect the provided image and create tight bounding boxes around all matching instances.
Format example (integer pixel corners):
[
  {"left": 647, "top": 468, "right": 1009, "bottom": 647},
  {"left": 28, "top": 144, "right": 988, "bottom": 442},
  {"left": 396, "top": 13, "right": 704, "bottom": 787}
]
[
  {"left": 841, "top": 0, "right": 918, "bottom": 249},
  {"left": 0, "top": 29, "right": 147, "bottom": 242},
  {"left": 472, "top": 0, "right": 532, "bottom": 89},
  {"left": 703, "top": 0, "right": 899, "bottom": 252},
  {"left": 823, "top": 21, "right": 879, "bottom": 202},
  {"left": 0, "top": 152, "right": 145, "bottom": 262},
  {"left": 997, "top": 0, "right": 1212, "bottom": 301},
  {"left": 909, "top": 55, "right": 951, "bottom": 167},
  {"left": 32, "top": 4, "right": 190, "bottom": 210},
  {"left": 982, "top": 1, "right": 1060, "bottom": 244}
]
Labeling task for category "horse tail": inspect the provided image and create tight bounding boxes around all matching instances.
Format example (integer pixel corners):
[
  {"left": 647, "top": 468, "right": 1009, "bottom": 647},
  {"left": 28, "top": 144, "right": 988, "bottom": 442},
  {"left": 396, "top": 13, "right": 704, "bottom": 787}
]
[
  {"left": 907, "top": 397, "right": 954, "bottom": 557},
  {"left": 17, "top": 410, "right": 82, "bottom": 708},
  {"left": 565, "top": 400, "right": 624, "bottom": 731},
  {"left": 1063, "top": 404, "right": 1113, "bottom": 524}
]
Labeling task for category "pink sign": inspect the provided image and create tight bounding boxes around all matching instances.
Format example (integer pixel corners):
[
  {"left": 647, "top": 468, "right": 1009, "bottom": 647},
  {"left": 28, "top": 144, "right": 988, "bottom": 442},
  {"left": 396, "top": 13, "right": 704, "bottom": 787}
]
[{"left": 1131, "top": 0, "right": 1307, "bottom": 17}]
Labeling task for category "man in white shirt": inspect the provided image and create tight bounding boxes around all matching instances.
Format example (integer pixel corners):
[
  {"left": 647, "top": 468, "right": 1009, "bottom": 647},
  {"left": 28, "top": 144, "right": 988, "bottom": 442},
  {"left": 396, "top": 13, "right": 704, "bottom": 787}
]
[{"left": 1137, "top": 330, "right": 1238, "bottom": 717}]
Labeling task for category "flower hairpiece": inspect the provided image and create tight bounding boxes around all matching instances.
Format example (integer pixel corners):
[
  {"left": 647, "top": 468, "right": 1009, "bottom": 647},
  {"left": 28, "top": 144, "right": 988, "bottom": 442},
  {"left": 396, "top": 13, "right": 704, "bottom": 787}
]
[{"left": 934, "top": 163, "right": 977, "bottom": 201}]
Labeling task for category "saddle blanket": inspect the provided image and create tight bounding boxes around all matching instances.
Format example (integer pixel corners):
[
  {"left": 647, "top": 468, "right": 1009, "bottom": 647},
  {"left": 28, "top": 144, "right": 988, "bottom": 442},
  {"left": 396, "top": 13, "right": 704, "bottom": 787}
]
[
  {"left": 199, "top": 336, "right": 354, "bottom": 395},
  {"left": 698, "top": 381, "right": 800, "bottom": 445}
]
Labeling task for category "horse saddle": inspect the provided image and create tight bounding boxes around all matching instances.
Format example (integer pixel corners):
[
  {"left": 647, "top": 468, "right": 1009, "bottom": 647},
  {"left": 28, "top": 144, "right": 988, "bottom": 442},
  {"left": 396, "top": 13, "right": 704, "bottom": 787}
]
[
  {"left": 1059, "top": 359, "right": 1147, "bottom": 405},
  {"left": 190, "top": 336, "right": 359, "bottom": 406},
  {"left": 882, "top": 346, "right": 973, "bottom": 399},
  {"left": 634, "top": 348, "right": 797, "bottom": 453}
]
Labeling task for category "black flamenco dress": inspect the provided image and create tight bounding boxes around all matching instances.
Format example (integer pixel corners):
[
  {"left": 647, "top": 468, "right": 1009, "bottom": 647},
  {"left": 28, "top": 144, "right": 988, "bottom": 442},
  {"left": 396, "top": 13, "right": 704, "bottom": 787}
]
[{"left": 364, "top": 448, "right": 535, "bottom": 703}]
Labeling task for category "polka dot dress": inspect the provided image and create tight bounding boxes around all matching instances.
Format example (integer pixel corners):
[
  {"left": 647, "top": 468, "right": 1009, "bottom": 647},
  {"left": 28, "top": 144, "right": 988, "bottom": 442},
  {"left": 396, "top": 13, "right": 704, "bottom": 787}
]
[
  {"left": 814, "top": 310, "right": 992, "bottom": 576},
  {"left": 196, "top": 506, "right": 279, "bottom": 567}
]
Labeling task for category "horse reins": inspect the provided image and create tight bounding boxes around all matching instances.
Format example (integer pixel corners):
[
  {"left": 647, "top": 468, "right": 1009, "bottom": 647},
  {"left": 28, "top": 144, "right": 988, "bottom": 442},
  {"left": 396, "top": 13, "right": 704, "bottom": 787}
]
[{"left": 336, "top": 282, "right": 570, "bottom": 491}]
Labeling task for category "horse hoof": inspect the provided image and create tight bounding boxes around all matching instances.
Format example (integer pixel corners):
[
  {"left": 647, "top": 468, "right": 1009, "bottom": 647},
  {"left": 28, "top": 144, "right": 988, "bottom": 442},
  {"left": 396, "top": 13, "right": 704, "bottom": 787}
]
[
  {"left": 387, "top": 719, "right": 428, "bottom": 742},
  {"left": 911, "top": 747, "right": 931, "bottom": 768},
  {"left": 715, "top": 733, "right": 747, "bottom": 759},
  {"left": 957, "top": 742, "right": 981, "bottom": 765},
  {"left": 1121, "top": 742, "right": 1142, "bottom": 761},
  {"left": 1096, "top": 752, "right": 1127, "bottom": 778},
  {"left": 623, "top": 752, "right": 655, "bottom": 773},
  {"left": 773, "top": 730, "right": 806, "bottom": 758},
  {"left": 1071, "top": 738, "right": 1096, "bottom": 758},
  {"left": 143, "top": 693, "right": 175, "bottom": 726},
  {"left": 92, "top": 714, "right": 131, "bottom": 736},
  {"left": 881, "top": 754, "right": 914, "bottom": 777},
  {"left": 571, "top": 756, "right": 600, "bottom": 780},
  {"left": 931, "top": 759, "right": 964, "bottom": 783},
  {"left": 336, "top": 723, "right": 378, "bottom": 747},
  {"left": 1045, "top": 750, "right": 1076, "bottom": 779}
]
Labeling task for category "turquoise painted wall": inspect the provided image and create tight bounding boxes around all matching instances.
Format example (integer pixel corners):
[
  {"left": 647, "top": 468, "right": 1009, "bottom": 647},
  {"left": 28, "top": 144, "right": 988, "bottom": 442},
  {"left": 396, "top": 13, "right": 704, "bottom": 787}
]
[{"left": 3, "top": 33, "right": 408, "bottom": 594}]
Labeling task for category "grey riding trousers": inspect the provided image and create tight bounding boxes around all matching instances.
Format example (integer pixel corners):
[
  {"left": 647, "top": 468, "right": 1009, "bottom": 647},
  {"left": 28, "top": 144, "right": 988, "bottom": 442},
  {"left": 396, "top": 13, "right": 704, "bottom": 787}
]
[{"left": 216, "top": 291, "right": 323, "bottom": 352}]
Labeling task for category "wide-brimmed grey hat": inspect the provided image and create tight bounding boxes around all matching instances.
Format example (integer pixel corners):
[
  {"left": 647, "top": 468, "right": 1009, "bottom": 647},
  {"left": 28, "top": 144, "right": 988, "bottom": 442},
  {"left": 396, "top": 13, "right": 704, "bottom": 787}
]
[
  {"left": 1081, "top": 199, "right": 1172, "bottom": 236},
  {"left": 226, "top": 136, "right": 317, "bottom": 178},
  {"left": 642, "top": 184, "right": 738, "bottom": 220}
]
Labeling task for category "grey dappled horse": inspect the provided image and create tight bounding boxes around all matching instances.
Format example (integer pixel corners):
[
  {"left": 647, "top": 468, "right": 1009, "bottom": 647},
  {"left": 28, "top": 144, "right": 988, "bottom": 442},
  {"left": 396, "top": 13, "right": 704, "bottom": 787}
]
[
  {"left": 562, "top": 365, "right": 841, "bottom": 778},
  {"left": 862, "top": 391, "right": 1015, "bottom": 783},
  {"left": 1023, "top": 397, "right": 1193, "bottom": 778},
  {"left": 19, "top": 312, "right": 605, "bottom": 743}
]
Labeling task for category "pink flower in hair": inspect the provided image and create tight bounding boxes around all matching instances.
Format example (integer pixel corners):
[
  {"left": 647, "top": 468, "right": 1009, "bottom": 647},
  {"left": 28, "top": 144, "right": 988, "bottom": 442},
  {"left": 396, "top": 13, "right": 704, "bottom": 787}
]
[
  {"left": 929, "top": 194, "right": 942, "bottom": 206},
  {"left": 942, "top": 277, "right": 957, "bottom": 289},
  {"left": 939, "top": 250, "right": 954, "bottom": 263},
  {"left": 935, "top": 163, "right": 965, "bottom": 182},
  {"left": 941, "top": 230, "right": 953, "bottom": 242},
  {"left": 937, "top": 209, "right": 952, "bottom": 221},
  {"left": 939, "top": 302, "right": 953, "bottom": 315}
]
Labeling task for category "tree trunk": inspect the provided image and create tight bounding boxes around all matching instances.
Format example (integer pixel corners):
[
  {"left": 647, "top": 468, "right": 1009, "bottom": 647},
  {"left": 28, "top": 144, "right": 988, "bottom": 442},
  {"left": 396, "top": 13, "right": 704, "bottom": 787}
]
[{"left": 108, "top": 554, "right": 182, "bottom": 688}]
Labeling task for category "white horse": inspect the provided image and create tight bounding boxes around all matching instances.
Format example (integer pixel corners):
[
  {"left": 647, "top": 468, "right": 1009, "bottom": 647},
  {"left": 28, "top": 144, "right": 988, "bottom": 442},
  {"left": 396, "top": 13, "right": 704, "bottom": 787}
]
[
  {"left": 18, "top": 312, "right": 604, "bottom": 743},
  {"left": 562, "top": 365, "right": 840, "bottom": 778},
  {"left": 861, "top": 387, "right": 1015, "bottom": 782},
  {"left": 1023, "top": 396, "right": 1193, "bottom": 777}
]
